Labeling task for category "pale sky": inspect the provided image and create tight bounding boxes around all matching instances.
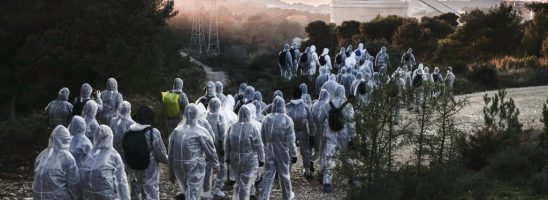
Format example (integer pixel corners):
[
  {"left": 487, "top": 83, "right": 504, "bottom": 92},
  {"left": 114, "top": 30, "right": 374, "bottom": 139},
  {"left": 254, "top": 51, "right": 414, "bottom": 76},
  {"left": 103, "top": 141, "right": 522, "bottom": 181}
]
[{"left": 280, "top": 0, "right": 331, "bottom": 6}]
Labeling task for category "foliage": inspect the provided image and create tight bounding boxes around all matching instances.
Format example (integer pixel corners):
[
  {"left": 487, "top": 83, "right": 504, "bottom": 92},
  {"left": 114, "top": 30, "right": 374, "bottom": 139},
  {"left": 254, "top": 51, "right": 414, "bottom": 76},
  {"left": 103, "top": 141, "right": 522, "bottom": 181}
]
[
  {"left": 0, "top": 0, "right": 206, "bottom": 120},
  {"left": 336, "top": 20, "right": 361, "bottom": 47},
  {"left": 484, "top": 148, "right": 535, "bottom": 185},
  {"left": 359, "top": 15, "right": 412, "bottom": 43},
  {"left": 540, "top": 100, "right": 548, "bottom": 149},
  {"left": 522, "top": 3, "right": 548, "bottom": 56},
  {"left": 303, "top": 20, "right": 337, "bottom": 53},
  {"left": 528, "top": 171, "right": 548, "bottom": 194},
  {"left": 392, "top": 19, "right": 436, "bottom": 59},
  {"left": 468, "top": 64, "right": 499, "bottom": 90}
]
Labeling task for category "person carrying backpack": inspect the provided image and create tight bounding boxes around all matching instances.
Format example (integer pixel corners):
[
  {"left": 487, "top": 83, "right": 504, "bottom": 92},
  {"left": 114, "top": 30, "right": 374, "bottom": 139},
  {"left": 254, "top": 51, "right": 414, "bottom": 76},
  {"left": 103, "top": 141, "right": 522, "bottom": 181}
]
[
  {"left": 278, "top": 44, "right": 293, "bottom": 80},
  {"left": 196, "top": 81, "right": 217, "bottom": 109},
  {"left": 321, "top": 85, "right": 356, "bottom": 193},
  {"left": 319, "top": 48, "right": 332, "bottom": 72},
  {"left": 161, "top": 78, "right": 189, "bottom": 133},
  {"left": 401, "top": 48, "right": 416, "bottom": 72},
  {"left": 45, "top": 87, "right": 73, "bottom": 129},
  {"left": 123, "top": 106, "right": 168, "bottom": 200},
  {"left": 289, "top": 43, "right": 301, "bottom": 72},
  {"left": 334, "top": 47, "right": 347, "bottom": 74},
  {"left": 73, "top": 83, "right": 103, "bottom": 116}
]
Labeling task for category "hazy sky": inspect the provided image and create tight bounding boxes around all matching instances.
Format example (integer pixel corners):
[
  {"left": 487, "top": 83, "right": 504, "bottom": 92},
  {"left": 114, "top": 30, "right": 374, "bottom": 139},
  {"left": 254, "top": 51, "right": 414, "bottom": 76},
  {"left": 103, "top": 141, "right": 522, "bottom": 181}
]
[{"left": 280, "top": 0, "right": 331, "bottom": 6}]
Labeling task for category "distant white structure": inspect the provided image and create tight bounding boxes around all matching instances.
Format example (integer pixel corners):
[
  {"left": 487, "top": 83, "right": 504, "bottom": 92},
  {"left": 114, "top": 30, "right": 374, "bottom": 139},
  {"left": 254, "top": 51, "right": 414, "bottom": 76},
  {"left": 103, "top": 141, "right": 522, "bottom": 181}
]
[
  {"left": 329, "top": 0, "right": 520, "bottom": 23},
  {"left": 331, "top": 0, "right": 409, "bottom": 24}
]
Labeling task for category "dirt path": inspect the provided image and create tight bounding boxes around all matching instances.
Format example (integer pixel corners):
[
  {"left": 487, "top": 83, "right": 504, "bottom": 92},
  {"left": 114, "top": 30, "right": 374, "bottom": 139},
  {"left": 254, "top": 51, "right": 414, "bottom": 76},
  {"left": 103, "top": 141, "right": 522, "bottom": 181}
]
[{"left": 180, "top": 52, "right": 228, "bottom": 84}]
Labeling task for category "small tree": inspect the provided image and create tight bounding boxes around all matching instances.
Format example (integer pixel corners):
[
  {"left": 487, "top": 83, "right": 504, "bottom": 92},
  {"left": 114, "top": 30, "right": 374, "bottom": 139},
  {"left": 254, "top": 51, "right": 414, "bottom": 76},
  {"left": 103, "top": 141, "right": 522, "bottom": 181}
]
[{"left": 538, "top": 100, "right": 548, "bottom": 149}]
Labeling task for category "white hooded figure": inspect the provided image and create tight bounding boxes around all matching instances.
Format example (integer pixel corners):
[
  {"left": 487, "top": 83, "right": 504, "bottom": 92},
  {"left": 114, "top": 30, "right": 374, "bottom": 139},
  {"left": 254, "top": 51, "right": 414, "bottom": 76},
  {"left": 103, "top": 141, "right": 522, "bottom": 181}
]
[
  {"left": 100, "top": 78, "right": 123, "bottom": 124},
  {"left": 311, "top": 89, "right": 330, "bottom": 162},
  {"left": 109, "top": 101, "right": 134, "bottom": 152},
  {"left": 80, "top": 125, "right": 130, "bottom": 200},
  {"left": 431, "top": 67, "right": 444, "bottom": 97},
  {"left": 322, "top": 74, "right": 340, "bottom": 100},
  {"left": 344, "top": 52, "right": 357, "bottom": 70},
  {"left": 321, "top": 85, "right": 356, "bottom": 193},
  {"left": 68, "top": 116, "right": 93, "bottom": 168},
  {"left": 45, "top": 87, "right": 73, "bottom": 129},
  {"left": 259, "top": 97, "right": 297, "bottom": 200},
  {"left": 319, "top": 48, "right": 332, "bottom": 71},
  {"left": 354, "top": 43, "right": 368, "bottom": 66},
  {"left": 412, "top": 64, "right": 426, "bottom": 110},
  {"left": 206, "top": 98, "right": 228, "bottom": 197},
  {"left": 350, "top": 72, "right": 363, "bottom": 98},
  {"left": 354, "top": 73, "right": 372, "bottom": 106},
  {"left": 225, "top": 105, "right": 265, "bottom": 200},
  {"left": 315, "top": 67, "right": 330, "bottom": 95},
  {"left": 309, "top": 45, "right": 320, "bottom": 75},
  {"left": 334, "top": 47, "right": 347, "bottom": 72},
  {"left": 73, "top": 83, "right": 103, "bottom": 116},
  {"left": 286, "top": 88, "right": 316, "bottom": 179},
  {"left": 164, "top": 78, "right": 190, "bottom": 134},
  {"left": 375, "top": 46, "right": 390, "bottom": 74},
  {"left": 168, "top": 104, "right": 220, "bottom": 200},
  {"left": 358, "top": 56, "right": 374, "bottom": 77},
  {"left": 82, "top": 101, "right": 100, "bottom": 141},
  {"left": 445, "top": 67, "right": 456, "bottom": 95},
  {"left": 33, "top": 125, "right": 81, "bottom": 199}
]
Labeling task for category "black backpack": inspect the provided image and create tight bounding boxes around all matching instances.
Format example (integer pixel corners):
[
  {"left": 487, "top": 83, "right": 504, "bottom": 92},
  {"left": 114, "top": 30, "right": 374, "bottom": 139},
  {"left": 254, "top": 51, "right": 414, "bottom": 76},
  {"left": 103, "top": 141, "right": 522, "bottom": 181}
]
[
  {"left": 335, "top": 54, "right": 343, "bottom": 64},
  {"left": 357, "top": 81, "right": 367, "bottom": 95},
  {"left": 403, "top": 52, "right": 411, "bottom": 61},
  {"left": 278, "top": 51, "right": 287, "bottom": 65},
  {"left": 73, "top": 98, "right": 90, "bottom": 116},
  {"left": 319, "top": 55, "right": 327, "bottom": 66},
  {"left": 123, "top": 127, "right": 154, "bottom": 170},
  {"left": 328, "top": 101, "right": 349, "bottom": 132},
  {"left": 433, "top": 74, "right": 442, "bottom": 82},
  {"left": 412, "top": 74, "right": 423, "bottom": 87}
]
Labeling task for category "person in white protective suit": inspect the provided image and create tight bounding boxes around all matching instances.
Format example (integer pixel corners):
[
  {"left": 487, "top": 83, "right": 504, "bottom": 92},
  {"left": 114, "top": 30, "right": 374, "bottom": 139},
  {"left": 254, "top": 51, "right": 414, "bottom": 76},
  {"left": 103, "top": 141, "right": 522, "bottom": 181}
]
[
  {"left": 259, "top": 97, "right": 297, "bottom": 200},
  {"left": 164, "top": 78, "right": 190, "bottom": 134},
  {"left": 333, "top": 47, "right": 347, "bottom": 73},
  {"left": 315, "top": 67, "right": 330, "bottom": 95},
  {"left": 350, "top": 72, "right": 363, "bottom": 98},
  {"left": 254, "top": 91, "right": 267, "bottom": 112},
  {"left": 109, "top": 101, "right": 134, "bottom": 153},
  {"left": 82, "top": 101, "right": 100, "bottom": 141},
  {"left": 444, "top": 67, "right": 455, "bottom": 95},
  {"left": 359, "top": 56, "right": 374, "bottom": 77},
  {"left": 45, "top": 87, "right": 73, "bottom": 129},
  {"left": 196, "top": 81, "right": 217, "bottom": 109},
  {"left": 322, "top": 74, "right": 340, "bottom": 100},
  {"left": 344, "top": 52, "right": 357, "bottom": 70},
  {"left": 339, "top": 67, "right": 356, "bottom": 97},
  {"left": 401, "top": 48, "right": 416, "bottom": 72},
  {"left": 68, "top": 116, "right": 93, "bottom": 168},
  {"left": 311, "top": 89, "right": 330, "bottom": 163},
  {"left": 300, "top": 83, "right": 313, "bottom": 106},
  {"left": 33, "top": 125, "right": 80, "bottom": 199},
  {"left": 318, "top": 48, "right": 332, "bottom": 72},
  {"left": 168, "top": 104, "right": 220, "bottom": 200},
  {"left": 354, "top": 73, "right": 373, "bottom": 106},
  {"left": 225, "top": 106, "right": 265, "bottom": 200},
  {"left": 261, "top": 90, "right": 284, "bottom": 115},
  {"left": 100, "top": 78, "right": 123, "bottom": 124},
  {"left": 206, "top": 98, "right": 228, "bottom": 198},
  {"left": 126, "top": 106, "right": 168, "bottom": 200},
  {"left": 73, "top": 83, "right": 103, "bottom": 116},
  {"left": 80, "top": 125, "right": 130, "bottom": 199},
  {"left": 375, "top": 46, "right": 390, "bottom": 74},
  {"left": 309, "top": 45, "right": 321, "bottom": 76},
  {"left": 215, "top": 81, "right": 227, "bottom": 103},
  {"left": 321, "top": 85, "right": 356, "bottom": 193},
  {"left": 354, "top": 43, "right": 368, "bottom": 66},
  {"left": 286, "top": 88, "right": 316, "bottom": 180}
]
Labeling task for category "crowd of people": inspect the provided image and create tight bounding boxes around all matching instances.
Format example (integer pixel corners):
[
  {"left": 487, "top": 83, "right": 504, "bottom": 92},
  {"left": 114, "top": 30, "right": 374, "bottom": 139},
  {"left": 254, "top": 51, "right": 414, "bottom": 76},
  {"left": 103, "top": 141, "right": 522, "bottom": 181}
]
[{"left": 34, "top": 42, "right": 457, "bottom": 200}]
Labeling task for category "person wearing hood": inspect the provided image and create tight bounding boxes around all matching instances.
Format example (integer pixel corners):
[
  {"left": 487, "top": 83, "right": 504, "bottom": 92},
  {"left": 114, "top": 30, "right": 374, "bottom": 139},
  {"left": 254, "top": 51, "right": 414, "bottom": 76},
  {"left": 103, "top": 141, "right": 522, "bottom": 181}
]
[
  {"left": 73, "top": 83, "right": 103, "bottom": 116},
  {"left": 234, "top": 83, "right": 248, "bottom": 103},
  {"left": 359, "top": 56, "right": 374, "bottom": 77},
  {"left": 412, "top": 64, "right": 425, "bottom": 110},
  {"left": 254, "top": 91, "right": 267, "bottom": 112},
  {"left": 45, "top": 87, "right": 73, "bottom": 129},
  {"left": 315, "top": 67, "right": 330, "bottom": 95},
  {"left": 109, "top": 101, "right": 134, "bottom": 153},
  {"left": 311, "top": 89, "right": 330, "bottom": 163},
  {"left": 318, "top": 48, "right": 332, "bottom": 72},
  {"left": 322, "top": 74, "right": 339, "bottom": 99},
  {"left": 80, "top": 125, "right": 130, "bottom": 199},
  {"left": 309, "top": 45, "right": 320, "bottom": 76},
  {"left": 337, "top": 67, "right": 346, "bottom": 83},
  {"left": 100, "top": 78, "right": 123, "bottom": 124},
  {"left": 300, "top": 83, "right": 313, "bottom": 106},
  {"left": 444, "top": 67, "right": 455, "bottom": 95},
  {"left": 68, "top": 116, "right": 93, "bottom": 168},
  {"left": 124, "top": 106, "right": 168, "bottom": 200},
  {"left": 196, "top": 81, "right": 217, "bottom": 109},
  {"left": 82, "top": 101, "right": 100, "bottom": 141},
  {"left": 375, "top": 46, "right": 390, "bottom": 74},
  {"left": 401, "top": 48, "right": 416, "bottom": 72},
  {"left": 253, "top": 100, "right": 266, "bottom": 123},
  {"left": 350, "top": 72, "right": 363, "bottom": 99},
  {"left": 206, "top": 98, "right": 228, "bottom": 198},
  {"left": 321, "top": 85, "right": 356, "bottom": 193},
  {"left": 354, "top": 43, "right": 369, "bottom": 66},
  {"left": 344, "top": 52, "right": 357, "bottom": 70},
  {"left": 163, "top": 78, "right": 190, "bottom": 134},
  {"left": 286, "top": 87, "right": 316, "bottom": 180},
  {"left": 215, "top": 81, "right": 227, "bottom": 103},
  {"left": 354, "top": 73, "right": 372, "bottom": 106},
  {"left": 333, "top": 47, "right": 347, "bottom": 73},
  {"left": 431, "top": 67, "right": 444, "bottom": 97},
  {"left": 278, "top": 44, "right": 294, "bottom": 80},
  {"left": 225, "top": 106, "right": 265, "bottom": 200},
  {"left": 340, "top": 66, "right": 356, "bottom": 97},
  {"left": 289, "top": 43, "right": 301, "bottom": 73},
  {"left": 261, "top": 90, "right": 284, "bottom": 115},
  {"left": 259, "top": 97, "right": 297, "bottom": 200},
  {"left": 234, "top": 86, "right": 256, "bottom": 114},
  {"left": 168, "top": 104, "right": 220, "bottom": 200},
  {"left": 33, "top": 125, "right": 80, "bottom": 199}
]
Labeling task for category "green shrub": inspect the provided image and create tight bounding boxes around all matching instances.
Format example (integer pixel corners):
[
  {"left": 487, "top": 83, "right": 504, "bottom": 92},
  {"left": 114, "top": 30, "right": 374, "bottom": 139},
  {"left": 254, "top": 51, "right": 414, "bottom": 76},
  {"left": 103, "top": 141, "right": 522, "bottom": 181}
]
[
  {"left": 455, "top": 172, "right": 492, "bottom": 200},
  {"left": 468, "top": 63, "right": 498, "bottom": 90},
  {"left": 0, "top": 113, "right": 49, "bottom": 173},
  {"left": 528, "top": 171, "right": 548, "bottom": 194},
  {"left": 485, "top": 148, "right": 535, "bottom": 185}
]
